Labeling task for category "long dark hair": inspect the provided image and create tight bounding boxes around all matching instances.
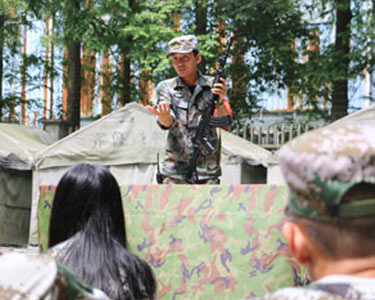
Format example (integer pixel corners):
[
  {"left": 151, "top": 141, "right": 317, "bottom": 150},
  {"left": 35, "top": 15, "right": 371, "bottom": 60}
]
[{"left": 48, "top": 163, "right": 156, "bottom": 300}]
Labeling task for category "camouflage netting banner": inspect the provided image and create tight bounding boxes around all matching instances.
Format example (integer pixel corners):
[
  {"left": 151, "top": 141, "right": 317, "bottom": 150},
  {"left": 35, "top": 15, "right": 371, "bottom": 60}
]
[{"left": 38, "top": 184, "right": 306, "bottom": 300}]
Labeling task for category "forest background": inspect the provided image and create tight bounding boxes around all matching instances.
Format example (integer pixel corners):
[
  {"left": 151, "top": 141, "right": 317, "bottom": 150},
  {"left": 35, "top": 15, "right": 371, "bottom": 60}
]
[{"left": 0, "top": 0, "right": 374, "bottom": 130}]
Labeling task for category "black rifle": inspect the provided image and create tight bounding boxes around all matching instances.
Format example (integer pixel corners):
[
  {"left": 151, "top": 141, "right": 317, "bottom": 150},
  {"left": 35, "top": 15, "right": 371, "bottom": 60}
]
[
  {"left": 156, "top": 153, "right": 165, "bottom": 184},
  {"left": 185, "top": 33, "right": 234, "bottom": 184}
]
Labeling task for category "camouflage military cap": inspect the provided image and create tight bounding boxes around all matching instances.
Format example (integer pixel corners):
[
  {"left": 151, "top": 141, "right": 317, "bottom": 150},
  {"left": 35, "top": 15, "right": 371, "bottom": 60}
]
[
  {"left": 279, "top": 123, "right": 375, "bottom": 221},
  {"left": 168, "top": 35, "right": 198, "bottom": 56},
  {"left": 0, "top": 253, "right": 109, "bottom": 299}
]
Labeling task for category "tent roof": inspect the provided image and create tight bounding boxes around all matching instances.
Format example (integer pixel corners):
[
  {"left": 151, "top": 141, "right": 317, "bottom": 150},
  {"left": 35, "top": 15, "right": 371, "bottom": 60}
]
[
  {"left": 272, "top": 104, "right": 375, "bottom": 161},
  {"left": 0, "top": 123, "right": 56, "bottom": 170},
  {"left": 221, "top": 129, "right": 277, "bottom": 166},
  {"left": 328, "top": 104, "right": 375, "bottom": 127},
  {"left": 35, "top": 103, "right": 275, "bottom": 170}
]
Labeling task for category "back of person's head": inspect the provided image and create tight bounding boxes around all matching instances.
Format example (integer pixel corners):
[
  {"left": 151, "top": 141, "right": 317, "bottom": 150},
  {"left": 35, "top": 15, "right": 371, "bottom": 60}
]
[
  {"left": 49, "top": 163, "right": 126, "bottom": 248},
  {"left": 279, "top": 124, "right": 375, "bottom": 260},
  {"left": 48, "top": 163, "right": 156, "bottom": 300}
]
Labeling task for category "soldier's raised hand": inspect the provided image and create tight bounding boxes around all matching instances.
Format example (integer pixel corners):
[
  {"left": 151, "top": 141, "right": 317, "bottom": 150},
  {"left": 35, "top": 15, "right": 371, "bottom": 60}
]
[
  {"left": 211, "top": 77, "right": 227, "bottom": 104},
  {"left": 146, "top": 102, "right": 174, "bottom": 128}
]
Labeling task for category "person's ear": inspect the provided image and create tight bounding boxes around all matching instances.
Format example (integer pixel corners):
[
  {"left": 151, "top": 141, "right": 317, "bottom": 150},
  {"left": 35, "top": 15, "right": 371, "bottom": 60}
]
[
  {"left": 196, "top": 53, "right": 202, "bottom": 64},
  {"left": 282, "top": 221, "right": 312, "bottom": 265}
]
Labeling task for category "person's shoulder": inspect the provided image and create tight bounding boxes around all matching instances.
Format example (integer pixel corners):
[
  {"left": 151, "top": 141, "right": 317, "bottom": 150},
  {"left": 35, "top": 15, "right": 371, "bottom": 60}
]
[
  {"left": 202, "top": 73, "right": 214, "bottom": 81},
  {"left": 0, "top": 252, "right": 110, "bottom": 300},
  {"left": 199, "top": 73, "right": 214, "bottom": 86},
  {"left": 56, "top": 262, "right": 110, "bottom": 299},
  {"left": 156, "top": 77, "right": 178, "bottom": 90},
  {"left": 244, "top": 286, "right": 347, "bottom": 300},
  {"left": 244, "top": 276, "right": 375, "bottom": 300}
]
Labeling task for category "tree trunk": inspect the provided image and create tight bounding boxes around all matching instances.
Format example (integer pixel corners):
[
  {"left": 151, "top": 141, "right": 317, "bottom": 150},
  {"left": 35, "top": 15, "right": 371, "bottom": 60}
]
[
  {"left": 118, "top": 0, "right": 137, "bottom": 107},
  {"left": 43, "top": 17, "right": 50, "bottom": 119},
  {"left": 62, "top": 49, "right": 68, "bottom": 119},
  {"left": 0, "top": 14, "right": 4, "bottom": 121},
  {"left": 50, "top": 14, "right": 55, "bottom": 119},
  {"left": 194, "top": 0, "right": 207, "bottom": 73},
  {"left": 81, "top": 45, "right": 96, "bottom": 117},
  {"left": 66, "top": 41, "right": 81, "bottom": 129},
  {"left": 231, "top": 38, "right": 248, "bottom": 113},
  {"left": 331, "top": 0, "right": 352, "bottom": 121},
  {"left": 65, "top": 0, "right": 81, "bottom": 129},
  {"left": 21, "top": 24, "right": 27, "bottom": 125},
  {"left": 80, "top": 0, "right": 96, "bottom": 117},
  {"left": 138, "top": 70, "right": 153, "bottom": 105},
  {"left": 119, "top": 46, "right": 131, "bottom": 106},
  {"left": 172, "top": 12, "right": 181, "bottom": 32},
  {"left": 101, "top": 48, "right": 113, "bottom": 115},
  {"left": 287, "top": 39, "right": 296, "bottom": 110}
]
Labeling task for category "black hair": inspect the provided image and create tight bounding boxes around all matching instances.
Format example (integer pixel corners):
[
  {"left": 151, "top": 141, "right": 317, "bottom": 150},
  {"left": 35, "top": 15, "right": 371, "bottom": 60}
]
[
  {"left": 294, "top": 182, "right": 375, "bottom": 259},
  {"left": 48, "top": 163, "right": 156, "bottom": 300}
]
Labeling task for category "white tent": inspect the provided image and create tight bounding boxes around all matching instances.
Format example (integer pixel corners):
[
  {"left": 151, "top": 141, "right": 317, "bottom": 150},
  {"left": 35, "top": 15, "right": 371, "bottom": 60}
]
[
  {"left": 328, "top": 104, "right": 375, "bottom": 127},
  {"left": 0, "top": 124, "right": 56, "bottom": 245},
  {"left": 220, "top": 129, "right": 278, "bottom": 183},
  {"left": 29, "top": 103, "right": 276, "bottom": 244},
  {"left": 269, "top": 104, "right": 375, "bottom": 186}
]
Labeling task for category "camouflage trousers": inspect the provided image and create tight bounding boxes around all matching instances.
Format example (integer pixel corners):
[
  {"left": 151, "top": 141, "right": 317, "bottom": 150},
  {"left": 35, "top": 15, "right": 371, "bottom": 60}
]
[{"left": 163, "top": 176, "right": 220, "bottom": 184}]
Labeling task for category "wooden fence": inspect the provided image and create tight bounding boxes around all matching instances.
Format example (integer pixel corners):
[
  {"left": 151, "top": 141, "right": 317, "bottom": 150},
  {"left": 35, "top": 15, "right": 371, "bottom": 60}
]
[{"left": 232, "top": 123, "right": 320, "bottom": 150}]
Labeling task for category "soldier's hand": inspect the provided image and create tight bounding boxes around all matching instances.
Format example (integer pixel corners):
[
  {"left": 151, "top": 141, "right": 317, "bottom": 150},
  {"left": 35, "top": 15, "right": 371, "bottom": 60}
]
[
  {"left": 146, "top": 105, "right": 159, "bottom": 116},
  {"left": 146, "top": 102, "right": 173, "bottom": 127},
  {"left": 211, "top": 77, "right": 226, "bottom": 104}
]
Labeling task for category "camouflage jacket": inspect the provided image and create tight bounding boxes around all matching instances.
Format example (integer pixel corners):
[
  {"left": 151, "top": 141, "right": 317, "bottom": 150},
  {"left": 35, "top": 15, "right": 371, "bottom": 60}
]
[
  {"left": 0, "top": 252, "right": 109, "bottom": 299},
  {"left": 246, "top": 275, "right": 375, "bottom": 300},
  {"left": 153, "top": 72, "right": 222, "bottom": 181}
]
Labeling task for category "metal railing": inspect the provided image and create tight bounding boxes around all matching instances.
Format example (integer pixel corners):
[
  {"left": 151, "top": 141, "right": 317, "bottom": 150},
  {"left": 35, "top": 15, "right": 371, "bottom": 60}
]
[{"left": 233, "top": 123, "right": 320, "bottom": 150}]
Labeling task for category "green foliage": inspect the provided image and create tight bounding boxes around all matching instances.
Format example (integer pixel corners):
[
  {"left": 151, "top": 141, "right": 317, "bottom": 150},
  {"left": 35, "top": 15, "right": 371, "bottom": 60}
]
[
  {"left": 0, "top": 0, "right": 27, "bottom": 14},
  {"left": 221, "top": 0, "right": 308, "bottom": 119},
  {"left": 1, "top": 0, "right": 374, "bottom": 123}
]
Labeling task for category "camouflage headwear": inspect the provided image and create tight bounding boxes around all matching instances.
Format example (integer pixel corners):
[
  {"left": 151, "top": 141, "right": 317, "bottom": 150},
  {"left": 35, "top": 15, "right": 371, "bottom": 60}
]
[
  {"left": 0, "top": 253, "right": 109, "bottom": 299},
  {"left": 167, "top": 35, "right": 198, "bottom": 56},
  {"left": 279, "top": 123, "right": 375, "bottom": 221}
]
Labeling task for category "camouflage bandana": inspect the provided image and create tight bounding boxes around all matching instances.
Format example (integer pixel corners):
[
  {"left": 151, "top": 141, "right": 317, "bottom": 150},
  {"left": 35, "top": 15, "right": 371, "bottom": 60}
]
[
  {"left": 167, "top": 35, "right": 198, "bottom": 56},
  {"left": 279, "top": 123, "right": 375, "bottom": 221}
]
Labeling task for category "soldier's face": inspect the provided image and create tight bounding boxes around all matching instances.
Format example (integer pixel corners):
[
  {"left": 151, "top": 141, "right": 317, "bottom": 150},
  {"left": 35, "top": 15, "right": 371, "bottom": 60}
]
[{"left": 171, "top": 52, "right": 201, "bottom": 79}]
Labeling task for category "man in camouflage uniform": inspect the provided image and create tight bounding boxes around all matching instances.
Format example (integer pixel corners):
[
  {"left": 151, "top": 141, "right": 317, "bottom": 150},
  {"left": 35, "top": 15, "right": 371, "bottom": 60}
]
[
  {"left": 245, "top": 123, "right": 375, "bottom": 300},
  {"left": 147, "top": 35, "right": 232, "bottom": 184},
  {"left": 0, "top": 253, "right": 109, "bottom": 299}
]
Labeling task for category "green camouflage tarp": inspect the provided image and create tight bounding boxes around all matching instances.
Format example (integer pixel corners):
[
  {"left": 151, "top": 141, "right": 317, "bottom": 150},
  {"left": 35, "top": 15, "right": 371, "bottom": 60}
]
[{"left": 38, "top": 184, "right": 306, "bottom": 300}]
